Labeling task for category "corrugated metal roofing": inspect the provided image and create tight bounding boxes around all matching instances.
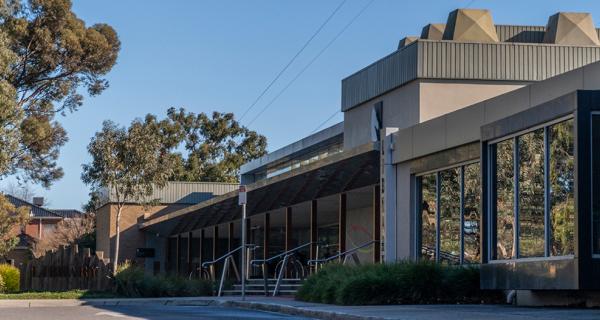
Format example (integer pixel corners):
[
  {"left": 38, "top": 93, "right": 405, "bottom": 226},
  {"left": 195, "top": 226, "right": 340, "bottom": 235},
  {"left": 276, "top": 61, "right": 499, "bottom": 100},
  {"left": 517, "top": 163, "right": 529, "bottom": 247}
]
[
  {"left": 100, "top": 181, "right": 239, "bottom": 205},
  {"left": 341, "top": 25, "right": 600, "bottom": 111}
]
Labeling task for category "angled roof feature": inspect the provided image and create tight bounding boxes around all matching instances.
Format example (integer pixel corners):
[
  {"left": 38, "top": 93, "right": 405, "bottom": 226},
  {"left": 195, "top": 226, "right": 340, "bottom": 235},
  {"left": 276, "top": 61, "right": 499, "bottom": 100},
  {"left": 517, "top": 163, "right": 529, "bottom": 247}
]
[
  {"left": 544, "top": 12, "right": 600, "bottom": 46},
  {"left": 52, "top": 209, "right": 84, "bottom": 219},
  {"left": 397, "top": 36, "right": 418, "bottom": 49},
  {"left": 4, "top": 194, "right": 61, "bottom": 218},
  {"left": 420, "top": 23, "right": 445, "bottom": 40},
  {"left": 443, "top": 9, "right": 499, "bottom": 43}
]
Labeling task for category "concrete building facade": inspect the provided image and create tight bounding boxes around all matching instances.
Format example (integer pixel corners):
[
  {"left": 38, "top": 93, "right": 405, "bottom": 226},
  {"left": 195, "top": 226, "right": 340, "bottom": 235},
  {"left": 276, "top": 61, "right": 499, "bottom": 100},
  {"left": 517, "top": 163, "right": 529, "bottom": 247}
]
[{"left": 138, "top": 9, "right": 600, "bottom": 304}]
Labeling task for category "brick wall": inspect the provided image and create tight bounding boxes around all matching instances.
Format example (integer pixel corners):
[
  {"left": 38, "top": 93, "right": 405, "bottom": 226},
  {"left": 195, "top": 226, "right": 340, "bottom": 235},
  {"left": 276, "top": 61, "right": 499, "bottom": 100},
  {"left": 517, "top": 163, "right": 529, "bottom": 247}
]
[{"left": 95, "top": 203, "right": 189, "bottom": 266}]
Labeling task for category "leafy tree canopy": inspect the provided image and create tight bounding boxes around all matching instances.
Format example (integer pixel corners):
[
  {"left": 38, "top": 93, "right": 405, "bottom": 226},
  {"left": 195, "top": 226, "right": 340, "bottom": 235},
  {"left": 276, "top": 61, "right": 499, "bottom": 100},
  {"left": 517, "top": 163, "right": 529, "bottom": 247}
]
[
  {"left": 82, "top": 115, "right": 179, "bottom": 271},
  {"left": 0, "top": 194, "right": 29, "bottom": 258},
  {"left": 0, "top": 0, "right": 120, "bottom": 187},
  {"left": 165, "top": 107, "right": 267, "bottom": 183}
]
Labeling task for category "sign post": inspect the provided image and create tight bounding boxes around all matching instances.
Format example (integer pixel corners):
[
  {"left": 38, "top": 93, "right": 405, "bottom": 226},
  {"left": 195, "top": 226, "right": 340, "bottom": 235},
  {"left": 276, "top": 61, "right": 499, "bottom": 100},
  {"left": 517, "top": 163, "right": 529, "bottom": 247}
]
[{"left": 238, "top": 185, "right": 247, "bottom": 300}]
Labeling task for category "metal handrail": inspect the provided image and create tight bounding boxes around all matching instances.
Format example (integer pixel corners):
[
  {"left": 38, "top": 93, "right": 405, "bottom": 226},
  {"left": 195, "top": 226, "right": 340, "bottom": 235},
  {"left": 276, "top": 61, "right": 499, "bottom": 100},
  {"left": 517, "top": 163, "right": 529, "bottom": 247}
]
[
  {"left": 201, "top": 244, "right": 254, "bottom": 269},
  {"left": 307, "top": 240, "right": 381, "bottom": 266},
  {"left": 250, "top": 241, "right": 315, "bottom": 266}
]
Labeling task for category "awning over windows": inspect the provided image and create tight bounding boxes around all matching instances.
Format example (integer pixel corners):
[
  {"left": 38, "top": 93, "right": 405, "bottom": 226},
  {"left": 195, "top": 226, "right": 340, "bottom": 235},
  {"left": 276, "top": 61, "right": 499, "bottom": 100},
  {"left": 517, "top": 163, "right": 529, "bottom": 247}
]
[{"left": 140, "top": 143, "right": 380, "bottom": 237}]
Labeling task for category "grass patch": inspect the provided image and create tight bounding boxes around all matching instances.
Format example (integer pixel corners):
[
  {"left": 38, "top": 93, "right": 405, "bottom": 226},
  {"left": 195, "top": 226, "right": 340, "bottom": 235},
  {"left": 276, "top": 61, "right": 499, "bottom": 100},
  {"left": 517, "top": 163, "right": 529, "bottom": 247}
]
[
  {"left": 0, "top": 290, "right": 118, "bottom": 299},
  {"left": 297, "top": 261, "right": 503, "bottom": 305}
]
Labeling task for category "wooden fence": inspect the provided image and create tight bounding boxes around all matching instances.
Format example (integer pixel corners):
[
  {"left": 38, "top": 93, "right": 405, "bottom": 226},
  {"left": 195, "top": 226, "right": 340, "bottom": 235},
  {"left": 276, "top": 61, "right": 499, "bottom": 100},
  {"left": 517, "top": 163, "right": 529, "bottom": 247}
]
[{"left": 21, "top": 245, "right": 113, "bottom": 292}]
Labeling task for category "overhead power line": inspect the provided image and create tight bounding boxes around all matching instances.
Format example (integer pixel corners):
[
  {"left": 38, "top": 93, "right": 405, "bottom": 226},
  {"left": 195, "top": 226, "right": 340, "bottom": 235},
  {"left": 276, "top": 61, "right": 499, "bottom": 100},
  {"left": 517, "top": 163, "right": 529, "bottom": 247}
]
[
  {"left": 311, "top": 110, "right": 341, "bottom": 134},
  {"left": 239, "top": 0, "right": 348, "bottom": 121},
  {"left": 248, "top": 0, "right": 376, "bottom": 128}
]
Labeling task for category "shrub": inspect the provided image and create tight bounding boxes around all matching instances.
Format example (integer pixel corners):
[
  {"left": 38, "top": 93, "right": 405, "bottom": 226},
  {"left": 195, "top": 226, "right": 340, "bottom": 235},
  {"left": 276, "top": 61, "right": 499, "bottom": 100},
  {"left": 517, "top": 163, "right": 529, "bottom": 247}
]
[
  {"left": 297, "top": 261, "right": 501, "bottom": 305},
  {"left": 0, "top": 274, "right": 5, "bottom": 293},
  {"left": 0, "top": 264, "right": 20, "bottom": 293},
  {"left": 114, "top": 262, "right": 212, "bottom": 297}
]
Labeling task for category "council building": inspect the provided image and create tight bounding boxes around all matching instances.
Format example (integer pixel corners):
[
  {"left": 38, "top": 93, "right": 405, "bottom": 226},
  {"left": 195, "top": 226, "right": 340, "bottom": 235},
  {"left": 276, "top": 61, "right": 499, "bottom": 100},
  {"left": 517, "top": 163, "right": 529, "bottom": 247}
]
[{"left": 135, "top": 9, "right": 600, "bottom": 305}]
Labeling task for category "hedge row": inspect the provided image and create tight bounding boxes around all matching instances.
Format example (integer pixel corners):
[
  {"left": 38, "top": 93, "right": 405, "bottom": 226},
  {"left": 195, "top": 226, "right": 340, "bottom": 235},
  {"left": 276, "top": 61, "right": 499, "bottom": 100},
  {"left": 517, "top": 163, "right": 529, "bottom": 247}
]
[
  {"left": 114, "top": 262, "right": 212, "bottom": 297},
  {"left": 296, "top": 261, "right": 502, "bottom": 305}
]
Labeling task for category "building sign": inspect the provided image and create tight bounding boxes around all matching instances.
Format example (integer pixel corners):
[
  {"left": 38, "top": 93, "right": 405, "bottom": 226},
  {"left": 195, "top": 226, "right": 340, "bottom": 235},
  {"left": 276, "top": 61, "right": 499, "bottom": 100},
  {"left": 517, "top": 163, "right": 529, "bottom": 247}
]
[
  {"left": 136, "top": 248, "right": 155, "bottom": 258},
  {"left": 238, "top": 185, "right": 247, "bottom": 205}
]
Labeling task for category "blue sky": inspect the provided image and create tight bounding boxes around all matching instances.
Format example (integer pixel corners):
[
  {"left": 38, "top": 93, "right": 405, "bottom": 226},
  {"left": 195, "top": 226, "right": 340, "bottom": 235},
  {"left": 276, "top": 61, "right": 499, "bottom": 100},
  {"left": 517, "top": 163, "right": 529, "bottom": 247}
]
[{"left": 6, "top": 0, "right": 600, "bottom": 209}]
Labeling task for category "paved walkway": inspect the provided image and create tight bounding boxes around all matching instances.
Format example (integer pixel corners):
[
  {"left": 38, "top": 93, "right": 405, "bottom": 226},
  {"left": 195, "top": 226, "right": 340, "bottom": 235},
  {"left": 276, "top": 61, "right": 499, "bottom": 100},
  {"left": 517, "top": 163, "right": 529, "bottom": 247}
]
[
  {"left": 1, "top": 296, "right": 600, "bottom": 320},
  {"left": 209, "top": 296, "right": 600, "bottom": 320}
]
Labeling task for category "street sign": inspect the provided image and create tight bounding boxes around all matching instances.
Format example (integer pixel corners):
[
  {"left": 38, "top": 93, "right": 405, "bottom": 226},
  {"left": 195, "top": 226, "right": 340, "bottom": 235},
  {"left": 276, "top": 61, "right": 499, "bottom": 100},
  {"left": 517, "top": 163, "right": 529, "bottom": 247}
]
[{"left": 238, "top": 185, "right": 247, "bottom": 205}]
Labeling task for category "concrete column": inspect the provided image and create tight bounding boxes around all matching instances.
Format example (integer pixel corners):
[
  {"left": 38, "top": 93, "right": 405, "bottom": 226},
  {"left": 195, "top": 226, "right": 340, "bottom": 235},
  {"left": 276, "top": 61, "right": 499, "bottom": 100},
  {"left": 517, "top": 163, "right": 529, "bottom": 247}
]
[
  {"left": 263, "top": 213, "right": 270, "bottom": 260},
  {"left": 383, "top": 128, "right": 399, "bottom": 262},
  {"left": 213, "top": 225, "right": 218, "bottom": 261},
  {"left": 187, "top": 232, "right": 192, "bottom": 275},
  {"left": 285, "top": 207, "right": 292, "bottom": 251},
  {"left": 310, "top": 200, "right": 318, "bottom": 263},
  {"left": 263, "top": 213, "right": 270, "bottom": 278},
  {"left": 339, "top": 193, "right": 347, "bottom": 260},
  {"left": 228, "top": 222, "right": 234, "bottom": 252},
  {"left": 176, "top": 234, "right": 181, "bottom": 276},
  {"left": 199, "top": 229, "right": 204, "bottom": 265},
  {"left": 373, "top": 185, "right": 381, "bottom": 263}
]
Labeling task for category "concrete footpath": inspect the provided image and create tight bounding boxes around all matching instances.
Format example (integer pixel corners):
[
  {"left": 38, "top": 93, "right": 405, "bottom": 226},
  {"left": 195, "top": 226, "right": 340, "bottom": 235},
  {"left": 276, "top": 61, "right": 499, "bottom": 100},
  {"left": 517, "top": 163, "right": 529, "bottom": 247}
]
[{"left": 0, "top": 296, "right": 600, "bottom": 320}]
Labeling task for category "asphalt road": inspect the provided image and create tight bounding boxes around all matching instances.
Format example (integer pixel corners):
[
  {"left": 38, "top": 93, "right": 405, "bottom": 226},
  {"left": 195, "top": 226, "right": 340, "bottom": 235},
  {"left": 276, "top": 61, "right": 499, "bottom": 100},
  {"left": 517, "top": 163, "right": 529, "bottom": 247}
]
[{"left": 0, "top": 305, "right": 315, "bottom": 320}]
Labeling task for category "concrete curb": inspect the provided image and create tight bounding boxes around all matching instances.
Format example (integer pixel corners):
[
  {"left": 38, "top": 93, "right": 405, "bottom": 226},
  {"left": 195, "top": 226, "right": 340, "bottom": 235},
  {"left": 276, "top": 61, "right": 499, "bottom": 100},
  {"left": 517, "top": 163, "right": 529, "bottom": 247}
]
[
  {"left": 0, "top": 298, "right": 214, "bottom": 308},
  {"left": 0, "top": 297, "right": 382, "bottom": 320},
  {"left": 217, "top": 300, "right": 385, "bottom": 320}
]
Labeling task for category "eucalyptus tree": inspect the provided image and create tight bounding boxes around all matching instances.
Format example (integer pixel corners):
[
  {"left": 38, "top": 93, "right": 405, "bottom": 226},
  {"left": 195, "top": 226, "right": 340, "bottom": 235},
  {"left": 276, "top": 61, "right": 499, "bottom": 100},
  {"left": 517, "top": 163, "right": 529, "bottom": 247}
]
[
  {"left": 165, "top": 107, "right": 268, "bottom": 183},
  {"left": 82, "top": 115, "right": 178, "bottom": 273},
  {"left": 0, "top": 0, "right": 120, "bottom": 187}
]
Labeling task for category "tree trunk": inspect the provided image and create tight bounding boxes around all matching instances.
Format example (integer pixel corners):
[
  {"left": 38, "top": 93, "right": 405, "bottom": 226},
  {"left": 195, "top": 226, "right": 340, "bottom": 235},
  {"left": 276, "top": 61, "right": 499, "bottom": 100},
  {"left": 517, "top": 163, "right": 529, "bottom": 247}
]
[{"left": 112, "top": 205, "right": 122, "bottom": 275}]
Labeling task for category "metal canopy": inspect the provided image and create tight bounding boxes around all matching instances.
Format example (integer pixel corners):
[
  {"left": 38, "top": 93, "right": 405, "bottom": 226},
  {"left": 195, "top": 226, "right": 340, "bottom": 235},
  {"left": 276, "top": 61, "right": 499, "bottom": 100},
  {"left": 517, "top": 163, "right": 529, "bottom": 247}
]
[{"left": 140, "top": 143, "right": 379, "bottom": 237}]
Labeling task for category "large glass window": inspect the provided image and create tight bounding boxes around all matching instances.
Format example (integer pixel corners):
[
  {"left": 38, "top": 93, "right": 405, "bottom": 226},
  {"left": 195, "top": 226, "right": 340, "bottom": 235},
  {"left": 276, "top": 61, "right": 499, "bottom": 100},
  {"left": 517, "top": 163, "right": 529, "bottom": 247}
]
[
  {"left": 518, "top": 129, "right": 545, "bottom": 257},
  {"left": 464, "top": 163, "right": 481, "bottom": 263},
  {"left": 439, "top": 168, "right": 461, "bottom": 264},
  {"left": 495, "top": 139, "right": 515, "bottom": 260},
  {"left": 491, "top": 118, "right": 574, "bottom": 260},
  {"left": 420, "top": 174, "right": 437, "bottom": 261},
  {"left": 549, "top": 120, "right": 575, "bottom": 256},
  {"left": 418, "top": 163, "right": 481, "bottom": 264}
]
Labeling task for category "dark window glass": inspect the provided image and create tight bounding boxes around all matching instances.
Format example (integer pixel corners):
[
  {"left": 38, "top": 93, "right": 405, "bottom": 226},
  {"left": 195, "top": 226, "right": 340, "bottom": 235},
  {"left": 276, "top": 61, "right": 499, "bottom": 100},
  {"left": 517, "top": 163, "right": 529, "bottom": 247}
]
[
  {"left": 495, "top": 139, "right": 515, "bottom": 260},
  {"left": 593, "top": 116, "right": 600, "bottom": 255},
  {"left": 549, "top": 119, "right": 575, "bottom": 256},
  {"left": 464, "top": 163, "right": 481, "bottom": 263},
  {"left": 439, "top": 168, "right": 461, "bottom": 264},
  {"left": 518, "top": 129, "right": 546, "bottom": 257},
  {"left": 420, "top": 174, "right": 437, "bottom": 261}
]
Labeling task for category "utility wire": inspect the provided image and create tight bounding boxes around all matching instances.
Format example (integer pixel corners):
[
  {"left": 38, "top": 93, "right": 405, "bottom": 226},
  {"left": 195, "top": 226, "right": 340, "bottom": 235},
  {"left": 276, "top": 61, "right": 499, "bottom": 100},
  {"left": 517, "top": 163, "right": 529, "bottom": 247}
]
[
  {"left": 239, "top": 0, "right": 347, "bottom": 121},
  {"left": 311, "top": 110, "right": 341, "bottom": 134},
  {"left": 248, "top": 0, "right": 376, "bottom": 128},
  {"left": 313, "top": 0, "right": 475, "bottom": 134}
]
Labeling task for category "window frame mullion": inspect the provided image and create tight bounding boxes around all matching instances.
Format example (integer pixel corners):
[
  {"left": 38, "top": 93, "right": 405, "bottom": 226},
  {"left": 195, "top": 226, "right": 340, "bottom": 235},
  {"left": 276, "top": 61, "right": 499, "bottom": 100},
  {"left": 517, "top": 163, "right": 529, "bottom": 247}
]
[
  {"left": 460, "top": 165, "right": 465, "bottom": 265},
  {"left": 513, "top": 136, "right": 520, "bottom": 259},
  {"left": 544, "top": 126, "right": 551, "bottom": 257}
]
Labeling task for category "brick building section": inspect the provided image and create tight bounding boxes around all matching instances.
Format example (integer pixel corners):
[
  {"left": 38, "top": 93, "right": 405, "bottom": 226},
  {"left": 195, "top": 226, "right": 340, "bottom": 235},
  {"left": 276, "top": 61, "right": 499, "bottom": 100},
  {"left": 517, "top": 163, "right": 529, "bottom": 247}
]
[{"left": 95, "top": 203, "right": 188, "bottom": 266}]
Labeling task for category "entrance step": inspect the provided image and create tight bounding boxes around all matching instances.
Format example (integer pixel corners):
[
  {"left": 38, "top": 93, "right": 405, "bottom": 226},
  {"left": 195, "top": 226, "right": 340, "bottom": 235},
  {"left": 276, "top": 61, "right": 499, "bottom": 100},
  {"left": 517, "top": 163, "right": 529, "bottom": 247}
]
[{"left": 221, "top": 278, "right": 304, "bottom": 296}]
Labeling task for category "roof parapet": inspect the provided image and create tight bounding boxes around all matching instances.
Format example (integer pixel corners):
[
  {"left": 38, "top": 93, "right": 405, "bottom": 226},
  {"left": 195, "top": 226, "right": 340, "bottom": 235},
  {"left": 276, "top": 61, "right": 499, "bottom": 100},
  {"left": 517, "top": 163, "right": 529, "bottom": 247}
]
[
  {"left": 420, "top": 23, "right": 445, "bottom": 40},
  {"left": 443, "top": 9, "right": 499, "bottom": 43},
  {"left": 544, "top": 12, "right": 600, "bottom": 46},
  {"left": 397, "top": 36, "right": 418, "bottom": 49}
]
